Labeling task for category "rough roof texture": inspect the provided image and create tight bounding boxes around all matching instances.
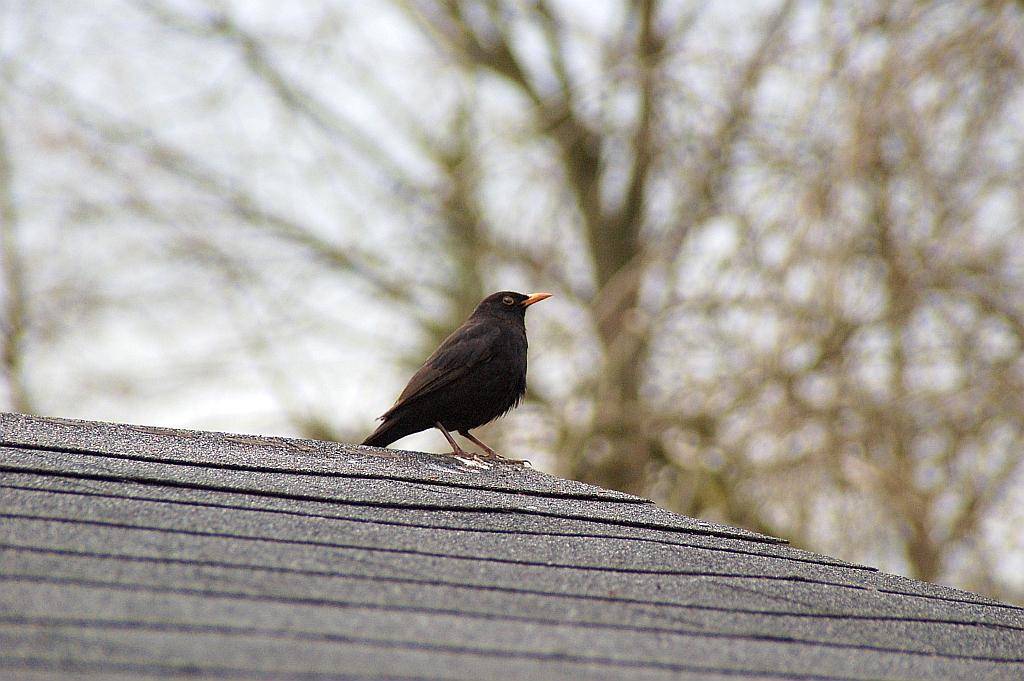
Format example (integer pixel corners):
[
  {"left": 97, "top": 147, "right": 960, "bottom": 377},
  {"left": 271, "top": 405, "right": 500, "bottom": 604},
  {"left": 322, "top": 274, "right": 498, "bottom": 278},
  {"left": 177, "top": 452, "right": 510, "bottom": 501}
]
[{"left": 1, "top": 411, "right": 1023, "bottom": 680}]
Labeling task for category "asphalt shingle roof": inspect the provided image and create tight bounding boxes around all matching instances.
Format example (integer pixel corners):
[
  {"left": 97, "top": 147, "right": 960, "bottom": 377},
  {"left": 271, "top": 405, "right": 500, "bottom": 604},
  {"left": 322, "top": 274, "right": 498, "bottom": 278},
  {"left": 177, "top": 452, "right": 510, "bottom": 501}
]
[{"left": 1, "top": 411, "right": 1023, "bottom": 680}]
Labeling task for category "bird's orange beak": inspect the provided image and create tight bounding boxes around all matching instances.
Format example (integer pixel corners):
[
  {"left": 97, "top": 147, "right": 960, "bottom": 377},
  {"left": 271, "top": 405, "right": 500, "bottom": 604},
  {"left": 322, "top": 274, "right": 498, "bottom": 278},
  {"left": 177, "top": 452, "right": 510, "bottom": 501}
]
[{"left": 522, "top": 292, "right": 552, "bottom": 307}]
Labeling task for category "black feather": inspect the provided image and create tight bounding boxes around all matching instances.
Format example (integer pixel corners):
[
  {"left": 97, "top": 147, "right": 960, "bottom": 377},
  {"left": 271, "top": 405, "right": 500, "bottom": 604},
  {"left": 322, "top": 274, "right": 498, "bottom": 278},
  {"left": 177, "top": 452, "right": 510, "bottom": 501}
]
[{"left": 362, "top": 291, "right": 548, "bottom": 457}]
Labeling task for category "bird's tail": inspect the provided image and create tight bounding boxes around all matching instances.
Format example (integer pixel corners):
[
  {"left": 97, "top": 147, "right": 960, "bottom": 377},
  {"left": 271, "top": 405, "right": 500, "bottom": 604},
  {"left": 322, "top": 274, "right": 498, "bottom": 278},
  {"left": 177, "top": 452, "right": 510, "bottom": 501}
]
[{"left": 361, "top": 417, "right": 412, "bottom": 449}]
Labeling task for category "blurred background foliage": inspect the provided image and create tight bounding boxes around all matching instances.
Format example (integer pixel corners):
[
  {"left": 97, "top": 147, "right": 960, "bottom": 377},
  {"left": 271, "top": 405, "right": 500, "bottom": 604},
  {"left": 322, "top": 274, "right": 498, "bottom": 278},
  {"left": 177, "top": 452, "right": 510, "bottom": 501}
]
[{"left": 2, "top": 0, "right": 1024, "bottom": 603}]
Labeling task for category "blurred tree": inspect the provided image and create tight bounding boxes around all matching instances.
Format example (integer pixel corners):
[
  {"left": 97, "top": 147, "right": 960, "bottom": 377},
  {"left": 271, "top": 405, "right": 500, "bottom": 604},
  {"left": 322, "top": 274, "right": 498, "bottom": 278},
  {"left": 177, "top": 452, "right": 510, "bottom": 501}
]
[{"left": 1, "top": 0, "right": 1023, "bottom": 603}]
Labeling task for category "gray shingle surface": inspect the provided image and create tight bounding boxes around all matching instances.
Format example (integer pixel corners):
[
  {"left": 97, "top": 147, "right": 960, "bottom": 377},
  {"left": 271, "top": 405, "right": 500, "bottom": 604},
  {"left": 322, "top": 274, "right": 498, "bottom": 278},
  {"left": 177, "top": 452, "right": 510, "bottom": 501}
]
[{"left": 1, "top": 411, "right": 1023, "bottom": 680}]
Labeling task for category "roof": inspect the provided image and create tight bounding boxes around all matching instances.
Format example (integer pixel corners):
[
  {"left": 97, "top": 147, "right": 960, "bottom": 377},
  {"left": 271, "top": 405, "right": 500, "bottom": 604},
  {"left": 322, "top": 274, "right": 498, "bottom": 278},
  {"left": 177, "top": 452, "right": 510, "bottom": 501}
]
[{"left": 1, "top": 411, "right": 1023, "bottom": 680}]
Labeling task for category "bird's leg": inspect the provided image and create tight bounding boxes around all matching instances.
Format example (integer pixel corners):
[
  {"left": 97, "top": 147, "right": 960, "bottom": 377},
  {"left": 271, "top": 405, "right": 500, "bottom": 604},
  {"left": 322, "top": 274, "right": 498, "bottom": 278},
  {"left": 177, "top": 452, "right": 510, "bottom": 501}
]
[
  {"left": 459, "top": 430, "right": 502, "bottom": 459},
  {"left": 460, "top": 430, "right": 529, "bottom": 466},
  {"left": 435, "top": 422, "right": 471, "bottom": 457}
]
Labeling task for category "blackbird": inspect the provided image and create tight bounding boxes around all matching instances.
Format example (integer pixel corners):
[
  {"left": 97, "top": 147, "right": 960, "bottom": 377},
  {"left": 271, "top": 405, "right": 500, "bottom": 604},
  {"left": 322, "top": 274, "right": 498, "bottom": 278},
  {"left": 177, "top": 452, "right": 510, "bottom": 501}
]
[{"left": 362, "top": 291, "right": 551, "bottom": 459}]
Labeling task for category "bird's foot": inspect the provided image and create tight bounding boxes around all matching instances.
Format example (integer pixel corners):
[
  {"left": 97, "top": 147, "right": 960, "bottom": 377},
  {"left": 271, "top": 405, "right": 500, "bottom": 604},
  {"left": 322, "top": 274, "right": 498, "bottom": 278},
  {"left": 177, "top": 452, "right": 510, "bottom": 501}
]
[
  {"left": 479, "top": 453, "right": 531, "bottom": 467},
  {"left": 458, "top": 430, "right": 530, "bottom": 466}
]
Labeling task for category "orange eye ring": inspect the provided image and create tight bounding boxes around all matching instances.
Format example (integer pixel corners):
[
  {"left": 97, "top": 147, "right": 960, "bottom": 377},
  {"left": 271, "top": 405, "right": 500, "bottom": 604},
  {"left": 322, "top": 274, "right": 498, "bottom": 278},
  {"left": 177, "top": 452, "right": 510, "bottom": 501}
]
[{"left": 502, "top": 296, "right": 515, "bottom": 305}]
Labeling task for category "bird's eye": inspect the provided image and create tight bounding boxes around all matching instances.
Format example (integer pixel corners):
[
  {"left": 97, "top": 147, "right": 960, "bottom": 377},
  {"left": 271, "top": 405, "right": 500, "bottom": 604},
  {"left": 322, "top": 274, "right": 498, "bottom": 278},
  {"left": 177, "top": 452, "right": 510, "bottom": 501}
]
[{"left": 502, "top": 296, "right": 515, "bottom": 305}]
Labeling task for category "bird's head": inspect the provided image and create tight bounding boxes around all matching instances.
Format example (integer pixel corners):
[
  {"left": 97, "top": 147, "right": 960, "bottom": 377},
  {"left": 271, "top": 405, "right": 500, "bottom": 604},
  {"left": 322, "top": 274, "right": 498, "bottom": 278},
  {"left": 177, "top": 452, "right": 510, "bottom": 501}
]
[{"left": 472, "top": 291, "right": 552, "bottom": 320}]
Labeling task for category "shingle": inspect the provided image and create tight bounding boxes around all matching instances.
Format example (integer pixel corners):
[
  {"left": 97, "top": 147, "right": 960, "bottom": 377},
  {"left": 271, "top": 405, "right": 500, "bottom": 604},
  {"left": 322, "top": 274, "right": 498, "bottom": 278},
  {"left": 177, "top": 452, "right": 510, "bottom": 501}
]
[
  {"left": 1, "top": 411, "right": 1023, "bottom": 680},
  {"left": 0, "top": 471, "right": 850, "bottom": 568},
  {"left": 0, "top": 441, "right": 777, "bottom": 543},
  {"left": 1, "top": 413, "right": 643, "bottom": 501}
]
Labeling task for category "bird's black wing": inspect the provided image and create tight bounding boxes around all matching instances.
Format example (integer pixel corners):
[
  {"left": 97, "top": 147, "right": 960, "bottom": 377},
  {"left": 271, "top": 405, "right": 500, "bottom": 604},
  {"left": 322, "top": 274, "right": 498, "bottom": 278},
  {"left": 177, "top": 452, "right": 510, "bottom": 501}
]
[{"left": 383, "top": 322, "right": 502, "bottom": 417}]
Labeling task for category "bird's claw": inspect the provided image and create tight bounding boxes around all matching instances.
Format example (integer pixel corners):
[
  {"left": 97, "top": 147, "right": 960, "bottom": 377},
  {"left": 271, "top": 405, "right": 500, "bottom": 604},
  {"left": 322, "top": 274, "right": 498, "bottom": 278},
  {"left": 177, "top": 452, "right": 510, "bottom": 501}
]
[{"left": 472, "top": 451, "right": 531, "bottom": 467}]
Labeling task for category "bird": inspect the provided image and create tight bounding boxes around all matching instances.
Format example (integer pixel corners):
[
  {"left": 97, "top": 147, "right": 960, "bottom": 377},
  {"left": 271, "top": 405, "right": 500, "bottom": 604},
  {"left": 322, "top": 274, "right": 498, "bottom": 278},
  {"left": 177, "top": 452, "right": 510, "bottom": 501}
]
[{"left": 362, "top": 291, "right": 551, "bottom": 460}]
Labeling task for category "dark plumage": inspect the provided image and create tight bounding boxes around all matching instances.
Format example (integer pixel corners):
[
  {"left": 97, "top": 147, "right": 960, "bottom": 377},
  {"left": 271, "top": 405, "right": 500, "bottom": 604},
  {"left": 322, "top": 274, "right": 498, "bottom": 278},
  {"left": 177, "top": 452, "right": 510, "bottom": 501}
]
[{"left": 362, "top": 291, "right": 551, "bottom": 459}]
